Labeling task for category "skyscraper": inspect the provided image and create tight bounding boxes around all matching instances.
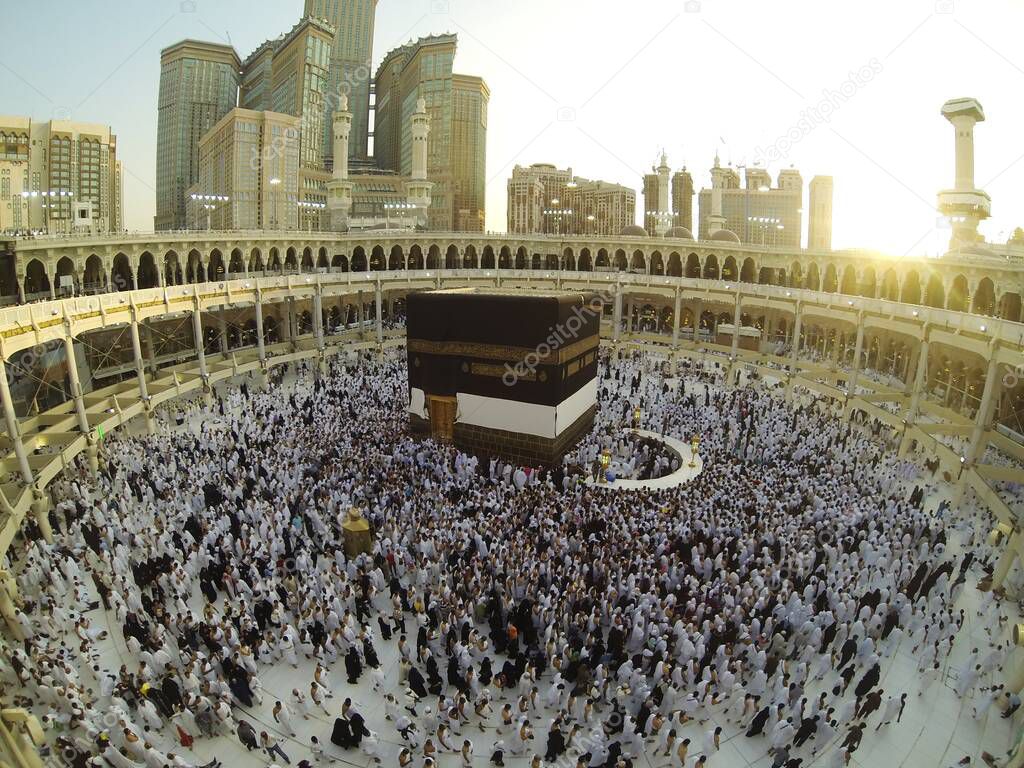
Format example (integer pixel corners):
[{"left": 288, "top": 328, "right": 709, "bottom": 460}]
[
  {"left": 451, "top": 75, "right": 489, "bottom": 232},
  {"left": 671, "top": 169, "right": 694, "bottom": 232},
  {"left": 155, "top": 40, "right": 240, "bottom": 231},
  {"left": 808, "top": 175, "right": 834, "bottom": 250},
  {"left": 374, "top": 34, "right": 488, "bottom": 231},
  {"left": 697, "top": 163, "right": 802, "bottom": 247},
  {"left": 304, "top": 0, "right": 377, "bottom": 165}
]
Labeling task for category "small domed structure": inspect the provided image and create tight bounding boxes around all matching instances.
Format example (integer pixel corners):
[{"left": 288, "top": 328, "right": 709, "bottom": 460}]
[
  {"left": 664, "top": 226, "right": 694, "bottom": 240},
  {"left": 709, "top": 229, "right": 741, "bottom": 243},
  {"left": 619, "top": 224, "right": 648, "bottom": 237}
]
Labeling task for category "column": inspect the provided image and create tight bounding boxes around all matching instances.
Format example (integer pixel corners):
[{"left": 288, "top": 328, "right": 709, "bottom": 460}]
[
  {"left": 0, "top": 571, "right": 23, "bottom": 640},
  {"left": 730, "top": 293, "right": 742, "bottom": 360},
  {"left": 63, "top": 333, "right": 98, "bottom": 475},
  {"left": 899, "top": 333, "right": 929, "bottom": 456},
  {"left": 254, "top": 291, "right": 267, "bottom": 365},
  {"left": 672, "top": 290, "right": 682, "bottom": 348},
  {"left": 218, "top": 308, "right": 229, "bottom": 355},
  {"left": 626, "top": 298, "right": 635, "bottom": 334},
  {"left": 847, "top": 315, "right": 866, "bottom": 396},
  {"left": 612, "top": 289, "right": 623, "bottom": 343},
  {"left": 143, "top": 322, "right": 159, "bottom": 378},
  {"left": 314, "top": 283, "right": 326, "bottom": 375},
  {"left": 375, "top": 283, "right": 384, "bottom": 346},
  {"left": 990, "top": 531, "right": 1019, "bottom": 592},
  {"left": 357, "top": 289, "right": 365, "bottom": 340},
  {"left": 693, "top": 298, "right": 704, "bottom": 345},
  {"left": 789, "top": 305, "right": 803, "bottom": 375},
  {"left": 16, "top": 275, "right": 25, "bottom": 304},
  {"left": 0, "top": 355, "right": 50, "bottom": 542},
  {"left": 48, "top": 275, "right": 56, "bottom": 301},
  {"left": 129, "top": 311, "right": 155, "bottom": 434},
  {"left": 967, "top": 349, "right": 1001, "bottom": 464},
  {"left": 192, "top": 302, "right": 211, "bottom": 404}
]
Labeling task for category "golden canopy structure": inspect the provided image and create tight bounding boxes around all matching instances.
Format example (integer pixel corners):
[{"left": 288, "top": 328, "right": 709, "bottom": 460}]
[{"left": 341, "top": 507, "right": 373, "bottom": 558}]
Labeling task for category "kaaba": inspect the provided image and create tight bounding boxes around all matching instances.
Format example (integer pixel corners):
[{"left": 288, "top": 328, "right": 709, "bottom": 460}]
[{"left": 407, "top": 288, "right": 601, "bottom": 466}]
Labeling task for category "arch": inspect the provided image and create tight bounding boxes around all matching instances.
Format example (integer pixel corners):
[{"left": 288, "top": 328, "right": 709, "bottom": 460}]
[
  {"left": 464, "top": 244, "right": 478, "bottom": 269},
  {"left": 803, "top": 262, "right": 820, "bottom": 291},
  {"left": 666, "top": 252, "right": 681, "bottom": 277},
  {"left": 207, "top": 249, "right": 225, "bottom": 282},
  {"left": 137, "top": 252, "right": 159, "bottom": 290},
  {"left": 901, "top": 270, "right": 921, "bottom": 304},
  {"left": 563, "top": 248, "right": 576, "bottom": 271},
  {"left": 445, "top": 244, "right": 460, "bottom": 269},
  {"left": 284, "top": 247, "right": 298, "bottom": 270},
  {"left": 267, "top": 247, "right": 282, "bottom": 272},
  {"left": 757, "top": 266, "right": 773, "bottom": 285},
  {"left": 317, "top": 247, "right": 329, "bottom": 269},
  {"left": 482, "top": 245, "right": 496, "bottom": 269},
  {"left": 351, "top": 246, "right": 368, "bottom": 272},
  {"left": 973, "top": 277, "right": 995, "bottom": 316},
  {"left": 685, "top": 253, "right": 700, "bottom": 279},
  {"left": 112, "top": 252, "right": 134, "bottom": 290},
  {"left": 497, "top": 245, "right": 511, "bottom": 269},
  {"left": 229, "top": 248, "right": 245, "bottom": 275},
  {"left": 822, "top": 263, "right": 838, "bottom": 293},
  {"left": 531, "top": 253, "right": 543, "bottom": 270},
  {"left": 999, "top": 292, "right": 1021, "bottom": 322},
  {"left": 879, "top": 269, "right": 899, "bottom": 301},
  {"left": 409, "top": 244, "right": 424, "bottom": 270},
  {"left": 427, "top": 244, "right": 442, "bottom": 269},
  {"left": 650, "top": 251, "right": 664, "bottom": 275},
  {"left": 839, "top": 264, "right": 857, "bottom": 295},
  {"left": 249, "top": 248, "right": 264, "bottom": 273},
  {"left": 740, "top": 257, "right": 756, "bottom": 283},
  {"left": 579, "top": 248, "right": 592, "bottom": 271},
  {"left": 613, "top": 249, "right": 627, "bottom": 271},
  {"left": 55, "top": 256, "right": 77, "bottom": 294},
  {"left": 595, "top": 248, "right": 609, "bottom": 268},
  {"left": 947, "top": 274, "right": 969, "bottom": 312},
  {"left": 722, "top": 255, "right": 738, "bottom": 281},
  {"left": 331, "top": 253, "right": 348, "bottom": 271},
  {"left": 370, "top": 245, "right": 386, "bottom": 271},
  {"left": 389, "top": 245, "right": 405, "bottom": 271},
  {"left": 924, "top": 273, "right": 945, "bottom": 309},
  {"left": 163, "top": 251, "right": 181, "bottom": 285},
  {"left": 24, "top": 258, "right": 50, "bottom": 296},
  {"left": 84, "top": 254, "right": 105, "bottom": 291},
  {"left": 703, "top": 253, "right": 719, "bottom": 280},
  {"left": 859, "top": 266, "right": 876, "bottom": 298},
  {"left": 515, "top": 246, "right": 527, "bottom": 270}
]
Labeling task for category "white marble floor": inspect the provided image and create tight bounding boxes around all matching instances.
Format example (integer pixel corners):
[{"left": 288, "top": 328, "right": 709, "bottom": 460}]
[
  {"left": 590, "top": 429, "right": 705, "bottom": 491},
  {"left": 22, "top": 369, "right": 1024, "bottom": 768}
]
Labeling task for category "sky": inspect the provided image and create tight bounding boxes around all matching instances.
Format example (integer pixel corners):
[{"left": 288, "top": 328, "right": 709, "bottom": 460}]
[{"left": 4, "top": 0, "right": 1024, "bottom": 255}]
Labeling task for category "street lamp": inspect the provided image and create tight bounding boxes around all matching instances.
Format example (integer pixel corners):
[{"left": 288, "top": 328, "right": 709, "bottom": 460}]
[
  {"left": 190, "top": 193, "right": 229, "bottom": 230},
  {"left": 297, "top": 200, "right": 326, "bottom": 232}
]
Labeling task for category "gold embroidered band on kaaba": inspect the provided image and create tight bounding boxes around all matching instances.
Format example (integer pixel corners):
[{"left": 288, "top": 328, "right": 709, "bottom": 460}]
[{"left": 407, "top": 335, "right": 599, "bottom": 366}]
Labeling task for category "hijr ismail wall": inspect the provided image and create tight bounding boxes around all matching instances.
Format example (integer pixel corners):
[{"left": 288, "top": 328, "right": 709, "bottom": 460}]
[{"left": 406, "top": 288, "right": 600, "bottom": 465}]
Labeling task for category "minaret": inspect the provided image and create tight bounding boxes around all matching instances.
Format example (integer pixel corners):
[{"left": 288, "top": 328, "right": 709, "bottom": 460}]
[
  {"left": 326, "top": 94, "right": 354, "bottom": 230},
  {"left": 708, "top": 153, "right": 728, "bottom": 235},
  {"left": 653, "top": 150, "right": 672, "bottom": 236},
  {"left": 937, "top": 97, "right": 990, "bottom": 249},
  {"left": 405, "top": 97, "right": 434, "bottom": 229}
]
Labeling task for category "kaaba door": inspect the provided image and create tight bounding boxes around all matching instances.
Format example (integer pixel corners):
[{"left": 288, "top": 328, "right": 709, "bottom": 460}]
[{"left": 427, "top": 395, "right": 457, "bottom": 441}]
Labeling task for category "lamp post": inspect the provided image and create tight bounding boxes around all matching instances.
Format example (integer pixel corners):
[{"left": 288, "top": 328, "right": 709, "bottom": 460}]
[
  {"left": 190, "top": 193, "right": 229, "bottom": 231},
  {"left": 543, "top": 199, "right": 573, "bottom": 236},
  {"left": 298, "top": 201, "right": 326, "bottom": 232},
  {"left": 586, "top": 213, "right": 596, "bottom": 236}
]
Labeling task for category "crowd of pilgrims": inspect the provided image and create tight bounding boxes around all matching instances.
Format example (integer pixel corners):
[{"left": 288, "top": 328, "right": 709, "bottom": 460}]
[{"left": 0, "top": 347, "right": 1011, "bottom": 768}]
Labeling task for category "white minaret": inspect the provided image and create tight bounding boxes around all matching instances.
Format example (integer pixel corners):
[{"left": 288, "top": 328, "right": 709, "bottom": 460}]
[
  {"left": 708, "top": 153, "right": 728, "bottom": 235},
  {"left": 653, "top": 150, "right": 672, "bottom": 237},
  {"left": 405, "top": 97, "right": 434, "bottom": 229},
  {"left": 326, "top": 94, "right": 354, "bottom": 231},
  {"left": 937, "top": 97, "right": 990, "bottom": 248}
]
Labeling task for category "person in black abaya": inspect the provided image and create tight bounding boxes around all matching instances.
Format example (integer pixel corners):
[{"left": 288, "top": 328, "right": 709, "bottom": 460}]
[
  {"left": 345, "top": 646, "right": 362, "bottom": 684},
  {"left": 746, "top": 703, "right": 771, "bottom": 737},
  {"left": 331, "top": 716, "right": 353, "bottom": 748},
  {"left": 408, "top": 665, "right": 428, "bottom": 701}
]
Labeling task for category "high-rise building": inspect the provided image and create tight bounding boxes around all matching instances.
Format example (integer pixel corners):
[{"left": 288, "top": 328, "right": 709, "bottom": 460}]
[
  {"left": 451, "top": 75, "right": 489, "bottom": 232},
  {"left": 564, "top": 179, "right": 636, "bottom": 237},
  {"left": 373, "top": 34, "right": 488, "bottom": 231},
  {"left": 507, "top": 164, "right": 574, "bottom": 234},
  {"left": 671, "top": 169, "right": 694, "bottom": 232},
  {"left": 0, "top": 116, "right": 122, "bottom": 234},
  {"left": 187, "top": 108, "right": 301, "bottom": 231},
  {"left": 698, "top": 163, "right": 802, "bottom": 247},
  {"left": 808, "top": 175, "right": 834, "bottom": 251},
  {"left": 156, "top": 40, "right": 240, "bottom": 231},
  {"left": 641, "top": 152, "right": 672, "bottom": 236},
  {"left": 304, "top": 0, "right": 377, "bottom": 165},
  {"left": 239, "top": 39, "right": 279, "bottom": 112},
  {"left": 268, "top": 18, "right": 334, "bottom": 171}
]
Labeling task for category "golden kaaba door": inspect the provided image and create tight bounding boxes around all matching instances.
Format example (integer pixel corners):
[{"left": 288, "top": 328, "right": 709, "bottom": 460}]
[{"left": 427, "top": 396, "right": 457, "bottom": 441}]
